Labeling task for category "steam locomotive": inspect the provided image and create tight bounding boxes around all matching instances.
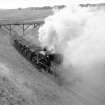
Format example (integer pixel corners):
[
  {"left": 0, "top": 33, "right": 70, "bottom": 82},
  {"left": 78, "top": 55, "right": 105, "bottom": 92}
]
[{"left": 11, "top": 34, "right": 63, "bottom": 75}]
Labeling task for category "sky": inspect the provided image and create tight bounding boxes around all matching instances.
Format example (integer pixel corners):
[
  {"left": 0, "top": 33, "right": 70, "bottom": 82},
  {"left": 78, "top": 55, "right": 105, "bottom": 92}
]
[{"left": 0, "top": 0, "right": 105, "bottom": 9}]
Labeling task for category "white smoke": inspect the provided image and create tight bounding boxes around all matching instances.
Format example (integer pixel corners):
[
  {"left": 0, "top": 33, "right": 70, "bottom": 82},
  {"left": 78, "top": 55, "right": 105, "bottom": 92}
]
[{"left": 38, "top": 5, "right": 105, "bottom": 83}]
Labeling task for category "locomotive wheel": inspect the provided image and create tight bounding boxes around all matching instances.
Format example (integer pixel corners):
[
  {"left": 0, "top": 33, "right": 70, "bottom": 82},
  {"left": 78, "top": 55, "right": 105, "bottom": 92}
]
[
  {"left": 26, "top": 50, "right": 32, "bottom": 60},
  {"left": 23, "top": 47, "right": 28, "bottom": 57},
  {"left": 20, "top": 45, "right": 26, "bottom": 54},
  {"left": 17, "top": 42, "right": 21, "bottom": 50},
  {"left": 19, "top": 44, "right": 23, "bottom": 53},
  {"left": 31, "top": 55, "right": 37, "bottom": 63}
]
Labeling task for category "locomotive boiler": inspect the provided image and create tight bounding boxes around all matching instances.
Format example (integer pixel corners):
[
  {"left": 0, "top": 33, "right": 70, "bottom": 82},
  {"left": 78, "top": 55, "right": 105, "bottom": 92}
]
[{"left": 11, "top": 34, "right": 63, "bottom": 75}]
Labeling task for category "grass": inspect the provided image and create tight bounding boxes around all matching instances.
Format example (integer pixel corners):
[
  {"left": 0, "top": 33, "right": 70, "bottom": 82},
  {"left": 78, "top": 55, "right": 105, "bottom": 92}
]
[{"left": 0, "top": 8, "right": 66, "bottom": 105}]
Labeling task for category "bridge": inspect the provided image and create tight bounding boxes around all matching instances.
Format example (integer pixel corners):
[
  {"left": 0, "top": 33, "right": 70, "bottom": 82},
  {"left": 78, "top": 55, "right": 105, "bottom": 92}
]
[{"left": 0, "top": 20, "right": 44, "bottom": 35}]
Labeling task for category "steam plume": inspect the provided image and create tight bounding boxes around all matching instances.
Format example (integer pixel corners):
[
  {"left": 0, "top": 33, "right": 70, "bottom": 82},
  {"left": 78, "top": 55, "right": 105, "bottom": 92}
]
[{"left": 38, "top": 5, "right": 105, "bottom": 83}]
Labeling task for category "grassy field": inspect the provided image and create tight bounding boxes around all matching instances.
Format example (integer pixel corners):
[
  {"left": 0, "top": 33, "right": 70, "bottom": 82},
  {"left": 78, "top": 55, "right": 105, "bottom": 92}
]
[{"left": 0, "top": 8, "right": 52, "bottom": 23}]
